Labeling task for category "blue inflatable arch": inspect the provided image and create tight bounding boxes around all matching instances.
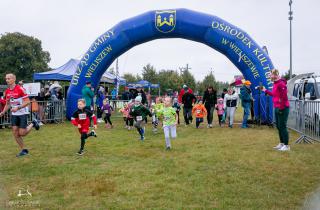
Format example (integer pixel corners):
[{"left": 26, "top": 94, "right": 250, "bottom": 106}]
[{"left": 67, "top": 8, "right": 274, "bottom": 122}]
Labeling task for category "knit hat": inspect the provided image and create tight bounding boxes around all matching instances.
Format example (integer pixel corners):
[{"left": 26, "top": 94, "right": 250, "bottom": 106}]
[
  {"left": 244, "top": 80, "right": 252, "bottom": 86},
  {"left": 135, "top": 96, "right": 142, "bottom": 103}
]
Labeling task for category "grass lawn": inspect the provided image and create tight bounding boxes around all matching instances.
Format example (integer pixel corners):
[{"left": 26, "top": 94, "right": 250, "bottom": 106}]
[{"left": 1, "top": 110, "right": 320, "bottom": 209}]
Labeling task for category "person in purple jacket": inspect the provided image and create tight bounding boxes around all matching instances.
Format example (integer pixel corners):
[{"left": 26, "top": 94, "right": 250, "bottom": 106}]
[
  {"left": 101, "top": 98, "right": 114, "bottom": 129},
  {"left": 262, "top": 69, "right": 290, "bottom": 151}
]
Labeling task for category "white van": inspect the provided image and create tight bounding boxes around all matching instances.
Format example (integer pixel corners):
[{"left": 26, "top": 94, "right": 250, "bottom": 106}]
[
  {"left": 288, "top": 73, "right": 320, "bottom": 139},
  {"left": 289, "top": 73, "right": 320, "bottom": 101}
]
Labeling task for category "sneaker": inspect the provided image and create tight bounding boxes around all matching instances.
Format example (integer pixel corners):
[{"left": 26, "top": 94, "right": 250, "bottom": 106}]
[
  {"left": 279, "top": 145, "right": 290, "bottom": 151},
  {"left": 209, "top": 124, "right": 213, "bottom": 128},
  {"left": 207, "top": 124, "right": 210, "bottom": 128},
  {"left": 140, "top": 135, "right": 145, "bottom": 141},
  {"left": 90, "top": 130, "right": 97, "bottom": 137},
  {"left": 16, "top": 149, "right": 29, "bottom": 157},
  {"left": 273, "top": 143, "right": 284, "bottom": 149},
  {"left": 229, "top": 124, "right": 233, "bottom": 128},
  {"left": 32, "top": 119, "right": 40, "bottom": 130},
  {"left": 77, "top": 150, "right": 85, "bottom": 155},
  {"left": 166, "top": 146, "right": 171, "bottom": 151}
]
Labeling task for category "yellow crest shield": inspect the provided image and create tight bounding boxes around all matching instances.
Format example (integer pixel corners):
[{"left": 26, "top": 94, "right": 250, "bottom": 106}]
[{"left": 155, "top": 10, "right": 176, "bottom": 33}]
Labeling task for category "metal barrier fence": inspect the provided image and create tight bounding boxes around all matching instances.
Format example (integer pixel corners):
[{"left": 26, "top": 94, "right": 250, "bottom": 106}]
[
  {"left": 0, "top": 100, "right": 65, "bottom": 127},
  {"left": 288, "top": 100, "right": 320, "bottom": 143}
]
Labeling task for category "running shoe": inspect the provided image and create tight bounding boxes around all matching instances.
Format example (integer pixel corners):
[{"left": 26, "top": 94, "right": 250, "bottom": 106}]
[
  {"left": 16, "top": 149, "right": 29, "bottom": 157},
  {"left": 32, "top": 120, "right": 40, "bottom": 130}
]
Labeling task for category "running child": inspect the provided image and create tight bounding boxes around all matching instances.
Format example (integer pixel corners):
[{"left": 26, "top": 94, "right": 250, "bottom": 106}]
[
  {"left": 151, "top": 97, "right": 164, "bottom": 133},
  {"left": 215, "top": 98, "right": 224, "bottom": 127},
  {"left": 71, "top": 99, "right": 97, "bottom": 155},
  {"left": 119, "top": 103, "right": 129, "bottom": 128},
  {"left": 101, "top": 98, "right": 114, "bottom": 129},
  {"left": 125, "top": 99, "right": 135, "bottom": 130},
  {"left": 129, "top": 96, "right": 152, "bottom": 141},
  {"left": 157, "top": 97, "right": 178, "bottom": 150},
  {"left": 192, "top": 100, "right": 207, "bottom": 128},
  {"left": 172, "top": 98, "right": 181, "bottom": 124}
]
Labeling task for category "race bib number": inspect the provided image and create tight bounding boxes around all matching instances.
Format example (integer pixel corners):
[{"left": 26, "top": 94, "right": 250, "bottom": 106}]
[
  {"left": 197, "top": 110, "right": 201, "bottom": 114},
  {"left": 79, "top": 113, "right": 87, "bottom": 120},
  {"left": 164, "top": 116, "right": 170, "bottom": 121},
  {"left": 104, "top": 110, "right": 109, "bottom": 114},
  {"left": 136, "top": 116, "right": 143, "bottom": 121}
]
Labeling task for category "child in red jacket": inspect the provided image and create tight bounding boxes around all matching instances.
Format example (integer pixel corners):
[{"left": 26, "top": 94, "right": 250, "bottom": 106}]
[{"left": 71, "top": 99, "right": 97, "bottom": 155}]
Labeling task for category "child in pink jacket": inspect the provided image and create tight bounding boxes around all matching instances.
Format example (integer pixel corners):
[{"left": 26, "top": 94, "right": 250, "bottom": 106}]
[{"left": 215, "top": 98, "right": 224, "bottom": 127}]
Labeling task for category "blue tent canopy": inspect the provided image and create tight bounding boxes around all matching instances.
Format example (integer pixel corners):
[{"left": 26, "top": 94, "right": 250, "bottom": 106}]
[
  {"left": 126, "top": 80, "right": 160, "bottom": 89},
  {"left": 33, "top": 59, "right": 126, "bottom": 85},
  {"left": 33, "top": 58, "right": 79, "bottom": 81}
]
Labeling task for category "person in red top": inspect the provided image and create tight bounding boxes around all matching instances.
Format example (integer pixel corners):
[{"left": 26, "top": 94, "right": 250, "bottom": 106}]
[
  {"left": 0, "top": 74, "right": 40, "bottom": 157},
  {"left": 71, "top": 99, "right": 98, "bottom": 155},
  {"left": 178, "top": 84, "right": 193, "bottom": 104},
  {"left": 262, "top": 69, "right": 290, "bottom": 151}
]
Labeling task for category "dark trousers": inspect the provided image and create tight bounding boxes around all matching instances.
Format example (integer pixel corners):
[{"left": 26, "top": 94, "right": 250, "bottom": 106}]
[
  {"left": 217, "top": 114, "right": 223, "bottom": 126},
  {"left": 80, "top": 132, "right": 94, "bottom": 151},
  {"left": 127, "top": 118, "right": 134, "bottom": 126},
  {"left": 104, "top": 114, "right": 112, "bottom": 125},
  {"left": 97, "top": 106, "right": 103, "bottom": 119},
  {"left": 242, "top": 103, "right": 251, "bottom": 127},
  {"left": 176, "top": 111, "right": 180, "bottom": 124},
  {"left": 196, "top": 118, "right": 203, "bottom": 128},
  {"left": 183, "top": 107, "right": 193, "bottom": 125},
  {"left": 275, "top": 107, "right": 289, "bottom": 145},
  {"left": 206, "top": 106, "right": 214, "bottom": 124}
]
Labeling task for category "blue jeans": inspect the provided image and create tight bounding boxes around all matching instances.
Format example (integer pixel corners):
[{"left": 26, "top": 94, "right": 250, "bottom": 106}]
[{"left": 242, "top": 103, "right": 251, "bottom": 128}]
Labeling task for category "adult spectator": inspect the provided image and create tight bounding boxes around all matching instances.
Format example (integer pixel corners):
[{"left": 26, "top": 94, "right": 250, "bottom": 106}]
[
  {"left": 0, "top": 73, "right": 40, "bottom": 157},
  {"left": 202, "top": 86, "right": 217, "bottom": 128},
  {"left": 81, "top": 81, "right": 95, "bottom": 110},
  {"left": 240, "top": 80, "right": 252, "bottom": 128},
  {"left": 182, "top": 88, "right": 196, "bottom": 125},
  {"left": 262, "top": 69, "right": 290, "bottom": 151},
  {"left": 111, "top": 87, "right": 118, "bottom": 109},
  {"left": 130, "top": 88, "right": 138, "bottom": 99},
  {"left": 223, "top": 87, "right": 239, "bottom": 128},
  {"left": 178, "top": 84, "right": 193, "bottom": 104},
  {"left": 57, "top": 88, "right": 63, "bottom": 100},
  {"left": 96, "top": 86, "right": 105, "bottom": 123},
  {"left": 137, "top": 87, "right": 147, "bottom": 105},
  {"left": 121, "top": 87, "right": 131, "bottom": 101},
  {"left": 221, "top": 88, "right": 228, "bottom": 99},
  {"left": 35, "top": 88, "right": 46, "bottom": 124}
]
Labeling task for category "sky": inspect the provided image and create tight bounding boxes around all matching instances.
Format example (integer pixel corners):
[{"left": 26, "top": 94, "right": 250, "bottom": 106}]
[{"left": 0, "top": 0, "right": 319, "bottom": 82}]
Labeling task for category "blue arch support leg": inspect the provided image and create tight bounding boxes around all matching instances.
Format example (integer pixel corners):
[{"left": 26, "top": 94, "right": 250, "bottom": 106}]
[{"left": 66, "top": 8, "right": 274, "bottom": 122}]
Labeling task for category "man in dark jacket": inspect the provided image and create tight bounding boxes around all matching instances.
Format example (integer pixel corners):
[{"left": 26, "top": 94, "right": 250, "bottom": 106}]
[
  {"left": 202, "top": 86, "right": 217, "bottom": 128},
  {"left": 182, "top": 89, "right": 197, "bottom": 125},
  {"left": 240, "top": 80, "right": 252, "bottom": 128}
]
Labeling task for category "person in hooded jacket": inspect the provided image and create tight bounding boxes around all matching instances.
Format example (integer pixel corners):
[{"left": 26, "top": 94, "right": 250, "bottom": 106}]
[
  {"left": 262, "top": 69, "right": 290, "bottom": 151},
  {"left": 240, "top": 80, "right": 253, "bottom": 128}
]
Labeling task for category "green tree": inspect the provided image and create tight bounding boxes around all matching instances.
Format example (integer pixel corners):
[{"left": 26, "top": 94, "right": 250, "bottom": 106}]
[
  {"left": 197, "top": 71, "right": 218, "bottom": 95},
  {"left": 181, "top": 69, "right": 196, "bottom": 91},
  {"left": 142, "top": 64, "right": 158, "bottom": 84},
  {"left": 136, "top": 74, "right": 142, "bottom": 81},
  {"left": 158, "top": 70, "right": 183, "bottom": 93},
  {"left": 122, "top": 73, "right": 138, "bottom": 83},
  {"left": 282, "top": 70, "right": 296, "bottom": 81},
  {"left": 0, "top": 32, "right": 50, "bottom": 83}
]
